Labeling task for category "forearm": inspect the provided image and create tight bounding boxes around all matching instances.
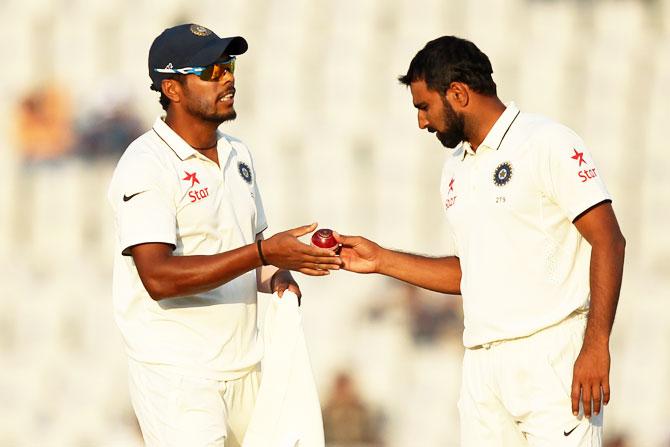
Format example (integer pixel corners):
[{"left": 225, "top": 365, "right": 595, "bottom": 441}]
[
  {"left": 583, "top": 236, "right": 626, "bottom": 348},
  {"left": 134, "top": 224, "right": 342, "bottom": 300},
  {"left": 138, "top": 244, "right": 262, "bottom": 300},
  {"left": 378, "top": 249, "right": 461, "bottom": 294}
]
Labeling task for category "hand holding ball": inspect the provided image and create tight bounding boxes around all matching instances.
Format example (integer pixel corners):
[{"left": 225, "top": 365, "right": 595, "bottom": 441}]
[{"left": 311, "top": 228, "right": 341, "bottom": 254}]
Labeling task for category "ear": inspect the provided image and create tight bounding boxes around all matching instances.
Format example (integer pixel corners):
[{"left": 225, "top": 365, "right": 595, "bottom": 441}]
[
  {"left": 161, "top": 78, "right": 183, "bottom": 104},
  {"left": 446, "top": 82, "right": 470, "bottom": 108}
]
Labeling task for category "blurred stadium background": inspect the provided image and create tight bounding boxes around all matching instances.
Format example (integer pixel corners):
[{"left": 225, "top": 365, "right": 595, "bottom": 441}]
[{"left": 1, "top": 0, "right": 669, "bottom": 445}]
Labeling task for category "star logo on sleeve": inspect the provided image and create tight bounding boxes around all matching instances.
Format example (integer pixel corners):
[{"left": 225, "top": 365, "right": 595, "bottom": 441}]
[
  {"left": 571, "top": 148, "right": 586, "bottom": 166},
  {"left": 182, "top": 171, "right": 200, "bottom": 188},
  {"left": 445, "top": 176, "right": 457, "bottom": 210}
]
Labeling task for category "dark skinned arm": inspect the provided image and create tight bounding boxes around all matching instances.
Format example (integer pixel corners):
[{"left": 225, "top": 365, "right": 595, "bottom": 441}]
[
  {"left": 570, "top": 201, "right": 626, "bottom": 418},
  {"left": 131, "top": 223, "right": 341, "bottom": 300},
  {"left": 334, "top": 232, "right": 461, "bottom": 295}
]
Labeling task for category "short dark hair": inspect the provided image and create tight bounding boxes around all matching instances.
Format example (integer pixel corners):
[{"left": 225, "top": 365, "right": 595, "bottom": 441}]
[
  {"left": 398, "top": 36, "right": 497, "bottom": 96},
  {"left": 154, "top": 75, "right": 185, "bottom": 111}
]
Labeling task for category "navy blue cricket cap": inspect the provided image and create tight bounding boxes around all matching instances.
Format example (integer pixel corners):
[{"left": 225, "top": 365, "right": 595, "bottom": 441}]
[{"left": 148, "top": 23, "right": 248, "bottom": 91}]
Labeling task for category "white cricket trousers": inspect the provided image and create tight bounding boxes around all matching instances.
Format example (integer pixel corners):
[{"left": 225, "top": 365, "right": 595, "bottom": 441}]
[
  {"left": 459, "top": 312, "right": 603, "bottom": 447},
  {"left": 128, "top": 360, "right": 260, "bottom": 447}
]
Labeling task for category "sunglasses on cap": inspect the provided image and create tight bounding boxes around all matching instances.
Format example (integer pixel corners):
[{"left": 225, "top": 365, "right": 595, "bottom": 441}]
[{"left": 154, "top": 56, "right": 236, "bottom": 81}]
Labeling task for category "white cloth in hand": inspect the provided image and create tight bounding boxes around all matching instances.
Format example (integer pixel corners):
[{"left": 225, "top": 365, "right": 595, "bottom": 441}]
[{"left": 243, "top": 291, "right": 325, "bottom": 447}]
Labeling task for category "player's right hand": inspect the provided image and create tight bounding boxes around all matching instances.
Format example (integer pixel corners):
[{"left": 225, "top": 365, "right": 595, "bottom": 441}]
[
  {"left": 262, "top": 223, "right": 343, "bottom": 276},
  {"left": 333, "top": 232, "right": 382, "bottom": 274}
]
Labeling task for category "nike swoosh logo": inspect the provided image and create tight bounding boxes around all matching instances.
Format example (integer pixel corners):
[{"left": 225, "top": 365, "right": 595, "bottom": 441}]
[
  {"left": 123, "top": 191, "right": 146, "bottom": 202},
  {"left": 563, "top": 425, "right": 579, "bottom": 436}
]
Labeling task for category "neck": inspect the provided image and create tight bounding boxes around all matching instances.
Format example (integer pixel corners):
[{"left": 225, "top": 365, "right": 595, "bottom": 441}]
[
  {"left": 466, "top": 96, "right": 507, "bottom": 151},
  {"left": 165, "top": 109, "right": 220, "bottom": 150}
]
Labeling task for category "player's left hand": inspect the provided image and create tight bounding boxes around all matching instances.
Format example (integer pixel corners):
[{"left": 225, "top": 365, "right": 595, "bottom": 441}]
[
  {"left": 571, "top": 342, "right": 610, "bottom": 419},
  {"left": 271, "top": 269, "right": 301, "bottom": 300}
]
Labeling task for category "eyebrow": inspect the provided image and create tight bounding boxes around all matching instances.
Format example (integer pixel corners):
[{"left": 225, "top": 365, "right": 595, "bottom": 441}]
[{"left": 414, "top": 102, "right": 427, "bottom": 109}]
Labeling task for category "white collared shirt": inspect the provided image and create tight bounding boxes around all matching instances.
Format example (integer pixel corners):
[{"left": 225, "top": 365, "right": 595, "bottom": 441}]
[
  {"left": 440, "top": 103, "right": 611, "bottom": 348},
  {"left": 108, "top": 117, "right": 267, "bottom": 379}
]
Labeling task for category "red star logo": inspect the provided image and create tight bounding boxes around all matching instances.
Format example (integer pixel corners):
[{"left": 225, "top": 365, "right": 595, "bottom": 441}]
[
  {"left": 449, "top": 177, "right": 455, "bottom": 192},
  {"left": 182, "top": 171, "right": 200, "bottom": 188},
  {"left": 571, "top": 148, "right": 586, "bottom": 166}
]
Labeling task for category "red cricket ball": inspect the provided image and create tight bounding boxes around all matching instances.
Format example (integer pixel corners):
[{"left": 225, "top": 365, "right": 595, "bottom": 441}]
[{"left": 311, "top": 228, "right": 340, "bottom": 253}]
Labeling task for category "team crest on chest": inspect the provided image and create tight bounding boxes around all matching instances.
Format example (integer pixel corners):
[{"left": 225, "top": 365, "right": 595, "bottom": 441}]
[
  {"left": 493, "top": 162, "right": 513, "bottom": 186},
  {"left": 238, "top": 162, "right": 252, "bottom": 184}
]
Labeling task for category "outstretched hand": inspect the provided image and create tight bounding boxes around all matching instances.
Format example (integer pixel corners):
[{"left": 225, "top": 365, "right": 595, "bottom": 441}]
[
  {"left": 262, "top": 223, "right": 342, "bottom": 276},
  {"left": 333, "top": 232, "right": 382, "bottom": 274}
]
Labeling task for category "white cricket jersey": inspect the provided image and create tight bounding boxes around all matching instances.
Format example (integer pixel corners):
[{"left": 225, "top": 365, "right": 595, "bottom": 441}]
[
  {"left": 440, "top": 103, "right": 611, "bottom": 348},
  {"left": 108, "top": 117, "right": 267, "bottom": 379}
]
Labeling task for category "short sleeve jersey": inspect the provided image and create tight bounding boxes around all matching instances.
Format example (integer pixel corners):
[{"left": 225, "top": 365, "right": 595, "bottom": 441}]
[
  {"left": 108, "top": 117, "right": 267, "bottom": 379},
  {"left": 439, "top": 103, "right": 611, "bottom": 348}
]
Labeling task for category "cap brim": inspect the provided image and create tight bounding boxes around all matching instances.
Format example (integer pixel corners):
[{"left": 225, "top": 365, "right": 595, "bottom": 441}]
[{"left": 189, "top": 36, "right": 248, "bottom": 66}]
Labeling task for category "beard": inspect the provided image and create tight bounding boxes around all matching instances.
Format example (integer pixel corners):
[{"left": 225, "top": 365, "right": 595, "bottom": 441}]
[
  {"left": 186, "top": 98, "right": 237, "bottom": 123},
  {"left": 436, "top": 99, "right": 466, "bottom": 148},
  {"left": 183, "top": 86, "right": 237, "bottom": 124}
]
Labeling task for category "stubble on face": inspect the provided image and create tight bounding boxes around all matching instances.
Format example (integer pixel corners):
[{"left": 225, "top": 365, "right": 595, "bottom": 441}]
[
  {"left": 436, "top": 97, "right": 466, "bottom": 149},
  {"left": 182, "top": 81, "right": 237, "bottom": 124}
]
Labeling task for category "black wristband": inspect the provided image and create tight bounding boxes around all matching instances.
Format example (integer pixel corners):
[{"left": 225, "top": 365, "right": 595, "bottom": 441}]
[{"left": 256, "top": 239, "right": 269, "bottom": 266}]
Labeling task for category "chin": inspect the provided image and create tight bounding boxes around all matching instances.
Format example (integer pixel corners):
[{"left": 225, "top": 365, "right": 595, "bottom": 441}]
[
  {"left": 437, "top": 134, "right": 462, "bottom": 149},
  {"left": 220, "top": 108, "right": 237, "bottom": 122},
  {"left": 204, "top": 110, "right": 237, "bottom": 124}
]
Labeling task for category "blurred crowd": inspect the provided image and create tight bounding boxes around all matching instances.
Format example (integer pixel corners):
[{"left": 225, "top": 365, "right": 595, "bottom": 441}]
[{"left": 14, "top": 83, "right": 143, "bottom": 165}]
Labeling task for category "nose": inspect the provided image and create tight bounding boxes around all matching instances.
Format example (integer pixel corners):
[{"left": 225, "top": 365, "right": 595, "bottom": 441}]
[{"left": 417, "top": 111, "right": 429, "bottom": 130}]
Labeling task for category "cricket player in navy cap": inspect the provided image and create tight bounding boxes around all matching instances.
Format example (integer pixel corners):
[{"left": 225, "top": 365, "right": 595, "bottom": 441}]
[{"left": 108, "top": 24, "right": 342, "bottom": 447}]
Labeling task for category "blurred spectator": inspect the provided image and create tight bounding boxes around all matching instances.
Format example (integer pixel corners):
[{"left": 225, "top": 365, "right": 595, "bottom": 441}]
[
  {"left": 14, "top": 84, "right": 75, "bottom": 164},
  {"left": 402, "top": 284, "right": 462, "bottom": 346},
  {"left": 603, "top": 433, "right": 629, "bottom": 447},
  {"left": 322, "top": 372, "right": 383, "bottom": 447},
  {"left": 364, "top": 279, "right": 463, "bottom": 346},
  {"left": 75, "top": 86, "right": 143, "bottom": 161}
]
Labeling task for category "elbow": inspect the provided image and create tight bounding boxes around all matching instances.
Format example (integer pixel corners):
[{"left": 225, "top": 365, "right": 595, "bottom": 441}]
[
  {"left": 615, "top": 232, "right": 626, "bottom": 255},
  {"left": 606, "top": 232, "right": 626, "bottom": 266},
  {"left": 143, "top": 277, "right": 175, "bottom": 301},
  {"left": 595, "top": 228, "right": 626, "bottom": 255},
  {"left": 146, "top": 286, "right": 168, "bottom": 301},
  {"left": 147, "top": 290, "right": 168, "bottom": 301}
]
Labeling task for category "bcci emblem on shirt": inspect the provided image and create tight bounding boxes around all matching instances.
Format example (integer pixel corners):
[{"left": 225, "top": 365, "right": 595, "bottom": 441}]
[
  {"left": 238, "top": 162, "right": 253, "bottom": 184},
  {"left": 493, "top": 162, "right": 513, "bottom": 186}
]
